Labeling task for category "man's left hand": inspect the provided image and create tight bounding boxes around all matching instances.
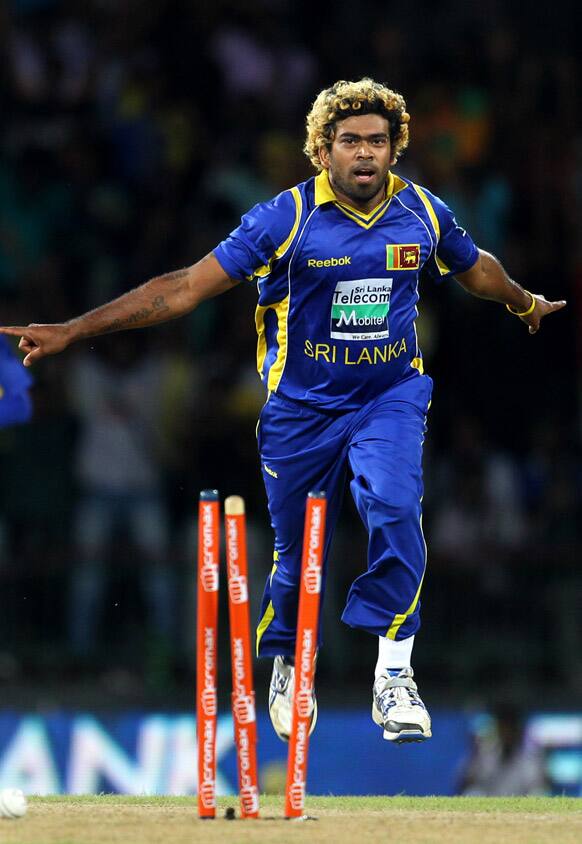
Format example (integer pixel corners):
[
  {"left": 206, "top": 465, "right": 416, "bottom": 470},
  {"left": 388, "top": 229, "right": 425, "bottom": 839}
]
[{"left": 521, "top": 295, "right": 566, "bottom": 334}]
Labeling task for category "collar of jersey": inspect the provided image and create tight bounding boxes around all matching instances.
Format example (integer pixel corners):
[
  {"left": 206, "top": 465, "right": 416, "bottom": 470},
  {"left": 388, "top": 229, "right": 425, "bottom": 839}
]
[{"left": 314, "top": 169, "right": 407, "bottom": 229}]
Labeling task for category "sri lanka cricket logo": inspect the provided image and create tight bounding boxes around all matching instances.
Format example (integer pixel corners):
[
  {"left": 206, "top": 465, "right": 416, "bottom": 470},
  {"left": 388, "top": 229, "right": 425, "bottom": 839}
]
[{"left": 386, "top": 244, "right": 420, "bottom": 270}]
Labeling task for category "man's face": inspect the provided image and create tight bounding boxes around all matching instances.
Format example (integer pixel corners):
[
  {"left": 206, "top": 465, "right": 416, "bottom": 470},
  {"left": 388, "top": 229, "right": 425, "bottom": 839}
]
[{"left": 319, "top": 113, "right": 394, "bottom": 208}]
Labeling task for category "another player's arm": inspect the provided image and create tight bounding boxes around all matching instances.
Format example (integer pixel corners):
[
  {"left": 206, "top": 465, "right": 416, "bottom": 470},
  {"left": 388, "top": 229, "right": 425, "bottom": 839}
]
[
  {"left": 0, "top": 253, "right": 237, "bottom": 366},
  {"left": 454, "top": 249, "right": 566, "bottom": 334}
]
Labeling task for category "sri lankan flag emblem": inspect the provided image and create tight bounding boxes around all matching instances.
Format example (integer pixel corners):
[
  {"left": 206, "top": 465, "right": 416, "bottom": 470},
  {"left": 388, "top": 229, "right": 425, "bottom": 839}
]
[{"left": 386, "top": 244, "right": 420, "bottom": 270}]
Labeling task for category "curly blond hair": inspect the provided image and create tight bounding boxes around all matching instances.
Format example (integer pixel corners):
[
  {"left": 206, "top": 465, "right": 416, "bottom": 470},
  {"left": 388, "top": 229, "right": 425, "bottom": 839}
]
[{"left": 304, "top": 78, "right": 410, "bottom": 171}]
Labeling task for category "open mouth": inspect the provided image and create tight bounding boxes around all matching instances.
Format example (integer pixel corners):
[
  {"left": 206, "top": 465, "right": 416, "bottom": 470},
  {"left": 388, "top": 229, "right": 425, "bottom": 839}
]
[{"left": 353, "top": 168, "right": 376, "bottom": 184}]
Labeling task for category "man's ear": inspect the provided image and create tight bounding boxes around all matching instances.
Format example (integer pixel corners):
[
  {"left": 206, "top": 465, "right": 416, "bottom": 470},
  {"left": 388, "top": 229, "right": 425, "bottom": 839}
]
[{"left": 318, "top": 144, "right": 330, "bottom": 170}]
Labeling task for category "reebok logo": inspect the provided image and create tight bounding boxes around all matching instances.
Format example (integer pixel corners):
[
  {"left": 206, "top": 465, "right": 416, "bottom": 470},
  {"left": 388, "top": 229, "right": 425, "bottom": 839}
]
[{"left": 307, "top": 256, "right": 351, "bottom": 268}]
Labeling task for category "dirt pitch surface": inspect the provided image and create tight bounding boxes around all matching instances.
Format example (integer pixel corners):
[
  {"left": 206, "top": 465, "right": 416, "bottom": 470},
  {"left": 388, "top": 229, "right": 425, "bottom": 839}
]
[{"left": 1, "top": 795, "right": 581, "bottom": 844}]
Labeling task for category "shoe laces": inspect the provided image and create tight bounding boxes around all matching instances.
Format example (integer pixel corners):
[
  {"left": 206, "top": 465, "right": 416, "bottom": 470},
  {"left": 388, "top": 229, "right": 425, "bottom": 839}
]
[
  {"left": 271, "top": 657, "right": 292, "bottom": 694},
  {"left": 375, "top": 668, "right": 422, "bottom": 715}
]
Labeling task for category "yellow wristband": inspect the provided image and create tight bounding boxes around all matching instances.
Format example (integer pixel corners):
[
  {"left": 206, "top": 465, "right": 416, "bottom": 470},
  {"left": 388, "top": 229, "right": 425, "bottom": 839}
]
[{"left": 506, "top": 291, "right": 536, "bottom": 317}]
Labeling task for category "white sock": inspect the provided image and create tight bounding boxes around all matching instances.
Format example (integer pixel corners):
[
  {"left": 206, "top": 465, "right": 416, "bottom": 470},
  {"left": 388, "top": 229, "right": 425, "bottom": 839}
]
[{"left": 374, "top": 635, "right": 415, "bottom": 679}]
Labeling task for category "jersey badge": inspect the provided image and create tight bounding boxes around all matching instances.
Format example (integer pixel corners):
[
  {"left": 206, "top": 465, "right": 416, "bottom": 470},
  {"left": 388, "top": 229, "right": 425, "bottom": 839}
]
[{"left": 386, "top": 244, "right": 420, "bottom": 270}]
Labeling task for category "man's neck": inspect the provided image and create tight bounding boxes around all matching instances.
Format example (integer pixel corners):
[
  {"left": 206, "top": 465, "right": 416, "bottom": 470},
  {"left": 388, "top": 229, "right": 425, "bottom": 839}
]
[{"left": 328, "top": 175, "right": 387, "bottom": 215}]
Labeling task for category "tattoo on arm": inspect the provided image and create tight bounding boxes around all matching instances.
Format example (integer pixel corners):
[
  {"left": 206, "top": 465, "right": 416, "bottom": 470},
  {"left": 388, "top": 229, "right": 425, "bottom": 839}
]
[
  {"left": 162, "top": 268, "right": 190, "bottom": 284},
  {"left": 101, "top": 295, "right": 171, "bottom": 333},
  {"left": 73, "top": 266, "right": 195, "bottom": 339}
]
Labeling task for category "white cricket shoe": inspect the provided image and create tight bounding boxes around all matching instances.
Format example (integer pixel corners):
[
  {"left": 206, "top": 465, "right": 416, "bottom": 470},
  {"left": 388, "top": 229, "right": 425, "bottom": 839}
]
[
  {"left": 269, "top": 655, "right": 318, "bottom": 742},
  {"left": 372, "top": 667, "right": 432, "bottom": 743}
]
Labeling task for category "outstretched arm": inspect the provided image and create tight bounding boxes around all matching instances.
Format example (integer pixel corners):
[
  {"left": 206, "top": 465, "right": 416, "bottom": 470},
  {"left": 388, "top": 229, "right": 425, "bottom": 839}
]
[
  {"left": 455, "top": 249, "right": 566, "bottom": 334},
  {"left": 0, "top": 253, "right": 237, "bottom": 366}
]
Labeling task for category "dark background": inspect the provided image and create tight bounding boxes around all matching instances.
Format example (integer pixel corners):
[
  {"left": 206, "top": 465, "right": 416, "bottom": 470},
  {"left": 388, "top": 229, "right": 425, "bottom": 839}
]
[{"left": 0, "top": 0, "right": 580, "bottom": 714}]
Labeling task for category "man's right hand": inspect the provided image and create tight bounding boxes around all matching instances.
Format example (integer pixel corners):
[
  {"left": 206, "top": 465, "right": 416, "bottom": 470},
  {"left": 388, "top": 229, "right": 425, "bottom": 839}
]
[
  {"left": 0, "top": 253, "right": 238, "bottom": 368},
  {"left": 0, "top": 323, "right": 73, "bottom": 367}
]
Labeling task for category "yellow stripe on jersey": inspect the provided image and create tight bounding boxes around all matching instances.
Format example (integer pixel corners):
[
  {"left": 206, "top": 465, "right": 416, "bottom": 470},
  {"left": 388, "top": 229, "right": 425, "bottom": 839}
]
[
  {"left": 436, "top": 255, "right": 451, "bottom": 274},
  {"left": 247, "top": 187, "right": 302, "bottom": 281},
  {"left": 335, "top": 199, "right": 391, "bottom": 230},
  {"left": 314, "top": 169, "right": 337, "bottom": 204},
  {"left": 386, "top": 570, "right": 425, "bottom": 640},
  {"left": 253, "top": 189, "right": 299, "bottom": 382},
  {"left": 386, "top": 514, "right": 427, "bottom": 639},
  {"left": 255, "top": 559, "right": 278, "bottom": 655},
  {"left": 255, "top": 296, "right": 290, "bottom": 390},
  {"left": 256, "top": 601, "right": 274, "bottom": 655},
  {"left": 267, "top": 296, "right": 290, "bottom": 391},
  {"left": 314, "top": 170, "right": 408, "bottom": 229},
  {"left": 412, "top": 184, "right": 440, "bottom": 240},
  {"left": 255, "top": 306, "right": 268, "bottom": 378},
  {"left": 412, "top": 184, "right": 452, "bottom": 276},
  {"left": 410, "top": 356, "right": 424, "bottom": 375}
]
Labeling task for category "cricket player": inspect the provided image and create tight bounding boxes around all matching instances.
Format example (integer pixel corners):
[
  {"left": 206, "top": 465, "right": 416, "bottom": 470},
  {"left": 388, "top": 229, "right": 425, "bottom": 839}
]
[
  {"left": 0, "top": 79, "right": 565, "bottom": 743},
  {"left": 0, "top": 336, "right": 33, "bottom": 429}
]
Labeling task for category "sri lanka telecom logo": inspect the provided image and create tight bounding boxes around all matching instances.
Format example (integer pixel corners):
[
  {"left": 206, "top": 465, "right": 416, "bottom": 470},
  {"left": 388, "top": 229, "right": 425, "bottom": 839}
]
[{"left": 330, "top": 278, "right": 393, "bottom": 341}]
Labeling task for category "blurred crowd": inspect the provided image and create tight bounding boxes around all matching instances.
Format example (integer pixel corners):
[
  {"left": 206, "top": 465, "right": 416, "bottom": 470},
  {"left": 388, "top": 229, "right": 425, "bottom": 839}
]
[{"left": 0, "top": 0, "right": 580, "bottom": 705}]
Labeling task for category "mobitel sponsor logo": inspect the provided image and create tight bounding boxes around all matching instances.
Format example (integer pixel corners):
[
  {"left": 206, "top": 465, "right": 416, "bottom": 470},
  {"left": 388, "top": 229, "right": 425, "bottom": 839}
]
[{"left": 330, "top": 278, "right": 393, "bottom": 341}]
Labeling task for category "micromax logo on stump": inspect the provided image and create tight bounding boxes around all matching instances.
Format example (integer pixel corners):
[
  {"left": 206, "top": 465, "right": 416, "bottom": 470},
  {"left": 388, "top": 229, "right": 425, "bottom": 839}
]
[
  {"left": 303, "top": 504, "right": 322, "bottom": 594},
  {"left": 290, "top": 719, "right": 309, "bottom": 810},
  {"left": 200, "top": 504, "right": 218, "bottom": 592},
  {"left": 238, "top": 727, "right": 259, "bottom": 814},
  {"left": 201, "top": 627, "right": 217, "bottom": 716},
  {"left": 296, "top": 628, "right": 315, "bottom": 717},
  {"left": 232, "top": 638, "right": 256, "bottom": 724},
  {"left": 199, "top": 778, "right": 215, "bottom": 809},
  {"left": 288, "top": 780, "right": 305, "bottom": 812},
  {"left": 226, "top": 519, "right": 249, "bottom": 604},
  {"left": 228, "top": 574, "right": 248, "bottom": 604},
  {"left": 240, "top": 784, "right": 259, "bottom": 815},
  {"left": 200, "top": 718, "right": 216, "bottom": 808}
]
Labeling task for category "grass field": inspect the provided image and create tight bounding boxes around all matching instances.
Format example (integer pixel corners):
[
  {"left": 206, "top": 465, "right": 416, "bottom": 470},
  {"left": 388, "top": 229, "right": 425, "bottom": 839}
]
[{"left": 1, "top": 795, "right": 581, "bottom": 844}]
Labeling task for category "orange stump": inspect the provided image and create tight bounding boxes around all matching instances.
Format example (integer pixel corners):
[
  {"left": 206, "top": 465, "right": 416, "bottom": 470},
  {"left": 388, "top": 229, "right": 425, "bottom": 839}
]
[
  {"left": 224, "top": 496, "right": 260, "bottom": 818},
  {"left": 196, "top": 490, "right": 220, "bottom": 819},
  {"left": 285, "top": 491, "right": 327, "bottom": 819}
]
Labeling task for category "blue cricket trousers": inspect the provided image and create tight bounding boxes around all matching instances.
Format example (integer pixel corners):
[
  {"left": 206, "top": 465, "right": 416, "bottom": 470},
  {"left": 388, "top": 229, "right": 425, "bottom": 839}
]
[{"left": 255, "top": 371, "right": 433, "bottom": 657}]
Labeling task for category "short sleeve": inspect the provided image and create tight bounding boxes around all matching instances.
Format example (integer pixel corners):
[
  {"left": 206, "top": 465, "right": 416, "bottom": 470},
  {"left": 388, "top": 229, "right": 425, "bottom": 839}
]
[
  {"left": 420, "top": 188, "right": 479, "bottom": 281},
  {"left": 213, "top": 188, "right": 301, "bottom": 283}
]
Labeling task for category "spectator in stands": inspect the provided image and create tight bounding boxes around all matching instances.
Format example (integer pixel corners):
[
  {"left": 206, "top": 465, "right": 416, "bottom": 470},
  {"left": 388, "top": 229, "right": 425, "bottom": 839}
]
[
  {"left": 459, "top": 705, "right": 549, "bottom": 795},
  {"left": 66, "top": 334, "right": 176, "bottom": 667}
]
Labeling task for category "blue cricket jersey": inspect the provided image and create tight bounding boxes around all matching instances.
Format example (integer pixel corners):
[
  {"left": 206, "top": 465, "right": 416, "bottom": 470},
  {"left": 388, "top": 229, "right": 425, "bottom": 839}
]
[
  {"left": 214, "top": 169, "right": 478, "bottom": 411},
  {"left": 0, "top": 336, "right": 33, "bottom": 427}
]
